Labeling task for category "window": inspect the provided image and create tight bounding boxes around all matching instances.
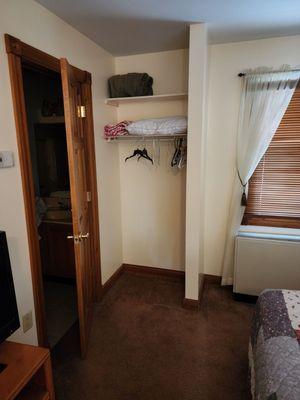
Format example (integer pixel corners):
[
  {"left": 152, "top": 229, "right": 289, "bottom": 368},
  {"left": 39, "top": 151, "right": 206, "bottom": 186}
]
[{"left": 243, "top": 84, "right": 300, "bottom": 229}]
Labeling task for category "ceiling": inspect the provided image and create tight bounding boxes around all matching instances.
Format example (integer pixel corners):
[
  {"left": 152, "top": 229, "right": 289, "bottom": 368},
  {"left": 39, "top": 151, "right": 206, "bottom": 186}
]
[{"left": 36, "top": 0, "right": 300, "bottom": 56}]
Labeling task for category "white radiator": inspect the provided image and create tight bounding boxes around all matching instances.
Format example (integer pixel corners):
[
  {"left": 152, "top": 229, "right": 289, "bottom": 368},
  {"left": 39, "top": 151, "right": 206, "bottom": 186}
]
[{"left": 234, "top": 233, "right": 300, "bottom": 296}]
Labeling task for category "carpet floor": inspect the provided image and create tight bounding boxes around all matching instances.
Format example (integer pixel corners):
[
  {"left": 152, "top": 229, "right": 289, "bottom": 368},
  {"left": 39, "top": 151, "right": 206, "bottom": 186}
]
[{"left": 52, "top": 271, "right": 254, "bottom": 400}]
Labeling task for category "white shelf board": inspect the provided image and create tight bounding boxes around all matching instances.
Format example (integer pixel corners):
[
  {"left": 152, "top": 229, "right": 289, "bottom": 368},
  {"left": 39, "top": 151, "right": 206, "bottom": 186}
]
[
  {"left": 105, "top": 133, "right": 187, "bottom": 142},
  {"left": 105, "top": 93, "right": 188, "bottom": 107}
]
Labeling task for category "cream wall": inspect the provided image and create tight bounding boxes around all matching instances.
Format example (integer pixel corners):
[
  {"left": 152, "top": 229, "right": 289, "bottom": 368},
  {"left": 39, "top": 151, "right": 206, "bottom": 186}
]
[
  {"left": 205, "top": 34, "right": 300, "bottom": 277},
  {"left": 185, "top": 24, "right": 208, "bottom": 300},
  {"left": 115, "top": 50, "right": 188, "bottom": 270},
  {"left": 0, "top": 0, "right": 122, "bottom": 344}
]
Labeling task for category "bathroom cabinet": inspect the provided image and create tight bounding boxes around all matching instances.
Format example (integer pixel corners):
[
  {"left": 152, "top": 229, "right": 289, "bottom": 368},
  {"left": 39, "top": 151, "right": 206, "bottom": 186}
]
[{"left": 39, "top": 221, "right": 75, "bottom": 280}]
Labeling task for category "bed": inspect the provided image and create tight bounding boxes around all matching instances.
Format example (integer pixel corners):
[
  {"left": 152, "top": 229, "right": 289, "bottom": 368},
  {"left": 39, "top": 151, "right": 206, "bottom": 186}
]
[{"left": 250, "top": 289, "right": 300, "bottom": 399}]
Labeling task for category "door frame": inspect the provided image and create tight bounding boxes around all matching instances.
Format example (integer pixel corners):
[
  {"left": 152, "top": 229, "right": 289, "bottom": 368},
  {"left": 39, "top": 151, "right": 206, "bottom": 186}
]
[{"left": 5, "top": 34, "right": 102, "bottom": 346}]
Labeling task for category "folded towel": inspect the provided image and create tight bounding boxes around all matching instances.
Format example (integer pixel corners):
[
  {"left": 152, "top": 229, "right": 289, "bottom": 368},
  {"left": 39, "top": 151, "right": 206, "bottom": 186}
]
[
  {"left": 104, "top": 121, "right": 131, "bottom": 138},
  {"left": 108, "top": 73, "right": 153, "bottom": 98}
]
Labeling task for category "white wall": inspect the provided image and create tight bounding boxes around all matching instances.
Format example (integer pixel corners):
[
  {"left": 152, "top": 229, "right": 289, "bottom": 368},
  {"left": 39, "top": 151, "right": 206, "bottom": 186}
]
[
  {"left": 205, "top": 34, "right": 300, "bottom": 277},
  {"left": 115, "top": 50, "right": 188, "bottom": 270},
  {"left": 0, "top": 0, "right": 122, "bottom": 344},
  {"left": 185, "top": 24, "right": 208, "bottom": 300}
]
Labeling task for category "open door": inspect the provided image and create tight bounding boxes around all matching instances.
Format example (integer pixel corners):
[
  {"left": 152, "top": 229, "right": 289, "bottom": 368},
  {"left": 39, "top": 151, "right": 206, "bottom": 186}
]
[{"left": 60, "top": 58, "right": 93, "bottom": 357}]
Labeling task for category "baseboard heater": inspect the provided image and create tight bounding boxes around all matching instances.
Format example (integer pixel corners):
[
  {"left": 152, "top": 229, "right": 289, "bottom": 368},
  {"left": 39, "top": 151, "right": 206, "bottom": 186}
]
[{"left": 234, "top": 232, "right": 300, "bottom": 296}]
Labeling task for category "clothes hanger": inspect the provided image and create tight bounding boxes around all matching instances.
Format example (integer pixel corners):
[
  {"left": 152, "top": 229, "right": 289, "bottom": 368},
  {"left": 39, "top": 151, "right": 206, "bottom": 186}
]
[
  {"left": 171, "top": 138, "right": 182, "bottom": 167},
  {"left": 125, "top": 147, "right": 153, "bottom": 164},
  {"left": 138, "top": 148, "right": 153, "bottom": 164},
  {"left": 178, "top": 139, "right": 187, "bottom": 169},
  {"left": 125, "top": 148, "right": 143, "bottom": 162}
]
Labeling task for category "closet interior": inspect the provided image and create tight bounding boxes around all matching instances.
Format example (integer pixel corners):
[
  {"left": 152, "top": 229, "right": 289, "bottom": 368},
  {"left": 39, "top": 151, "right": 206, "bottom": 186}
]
[
  {"left": 22, "top": 65, "right": 78, "bottom": 350},
  {"left": 104, "top": 50, "right": 189, "bottom": 272}
]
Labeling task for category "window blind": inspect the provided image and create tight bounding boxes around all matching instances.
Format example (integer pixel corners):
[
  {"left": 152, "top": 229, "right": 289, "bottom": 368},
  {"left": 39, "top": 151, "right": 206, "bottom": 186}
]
[{"left": 243, "top": 85, "right": 300, "bottom": 228}]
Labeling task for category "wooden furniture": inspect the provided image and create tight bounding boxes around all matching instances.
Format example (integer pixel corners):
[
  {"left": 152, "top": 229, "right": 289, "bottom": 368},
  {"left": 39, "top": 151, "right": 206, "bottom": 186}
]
[
  {"left": 39, "top": 221, "right": 75, "bottom": 279},
  {"left": 0, "top": 341, "right": 55, "bottom": 400}
]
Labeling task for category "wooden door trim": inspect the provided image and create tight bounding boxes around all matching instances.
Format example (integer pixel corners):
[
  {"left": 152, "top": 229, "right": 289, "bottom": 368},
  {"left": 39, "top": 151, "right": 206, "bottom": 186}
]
[
  {"left": 5, "top": 42, "right": 47, "bottom": 346},
  {"left": 5, "top": 34, "right": 102, "bottom": 345},
  {"left": 5, "top": 34, "right": 88, "bottom": 83},
  {"left": 81, "top": 78, "right": 102, "bottom": 298}
]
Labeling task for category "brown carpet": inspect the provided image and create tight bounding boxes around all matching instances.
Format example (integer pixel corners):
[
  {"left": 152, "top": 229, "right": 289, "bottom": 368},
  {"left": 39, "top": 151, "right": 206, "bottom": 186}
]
[{"left": 52, "top": 271, "right": 254, "bottom": 400}]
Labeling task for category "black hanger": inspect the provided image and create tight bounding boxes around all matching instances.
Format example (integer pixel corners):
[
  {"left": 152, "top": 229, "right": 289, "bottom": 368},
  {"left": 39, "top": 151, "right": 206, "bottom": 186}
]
[
  {"left": 138, "top": 148, "right": 153, "bottom": 164},
  {"left": 125, "top": 149, "right": 143, "bottom": 162},
  {"left": 125, "top": 147, "right": 153, "bottom": 164}
]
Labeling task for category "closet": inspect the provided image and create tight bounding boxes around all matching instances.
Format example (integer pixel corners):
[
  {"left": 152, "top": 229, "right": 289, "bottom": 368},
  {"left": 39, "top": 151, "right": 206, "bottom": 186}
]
[{"left": 105, "top": 50, "right": 189, "bottom": 272}]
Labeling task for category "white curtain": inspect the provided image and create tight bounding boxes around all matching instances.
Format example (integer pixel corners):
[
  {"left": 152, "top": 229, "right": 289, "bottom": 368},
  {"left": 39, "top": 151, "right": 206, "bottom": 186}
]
[{"left": 221, "top": 70, "right": 300, "bottom": 285}]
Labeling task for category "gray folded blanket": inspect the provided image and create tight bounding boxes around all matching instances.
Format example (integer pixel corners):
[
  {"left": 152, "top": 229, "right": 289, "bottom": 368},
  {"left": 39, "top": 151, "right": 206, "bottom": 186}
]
[{"left": 108, "top": 73, "right": 153, "bottom": 98}]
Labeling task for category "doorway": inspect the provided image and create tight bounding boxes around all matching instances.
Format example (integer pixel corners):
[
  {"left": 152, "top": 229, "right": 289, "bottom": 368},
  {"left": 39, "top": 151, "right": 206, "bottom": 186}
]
[
  {"left": 22, "top": 66, "right": 78, "bottom": 349},
  {"left": 5, "top": 34, "right": 102, "bottom": 357}
]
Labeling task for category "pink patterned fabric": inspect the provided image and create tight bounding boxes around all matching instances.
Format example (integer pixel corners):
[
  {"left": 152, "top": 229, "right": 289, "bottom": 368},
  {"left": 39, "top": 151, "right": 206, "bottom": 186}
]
[{"left": 104, "top": 121, "right": 131, "bottom": 138}]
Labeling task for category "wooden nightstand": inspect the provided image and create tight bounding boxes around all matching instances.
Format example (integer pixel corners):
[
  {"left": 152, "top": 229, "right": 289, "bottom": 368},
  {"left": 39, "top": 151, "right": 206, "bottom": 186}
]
[{"left": 0, "top": 341, "right": 55, "bottom": 400}]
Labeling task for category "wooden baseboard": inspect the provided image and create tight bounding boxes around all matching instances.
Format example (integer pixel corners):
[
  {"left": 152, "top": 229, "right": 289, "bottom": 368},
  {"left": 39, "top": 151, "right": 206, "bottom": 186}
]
[
  {"left": 100, "top": 264, "right": 221, "bottom": 308},
  {"left": 182, "top": 298, "right": 199, "bottom": 310},
  {"left": 204, "top": 274, "right": 222, "bottom": 285},
  {"left": 123, "top": 263, "right": 185, "bottom": 279},
  {"left": 183, "top": 273, "right": 222, "bottom": 310},
  {"left": 100, "top": 264, "right": 124, "bottom": 299}
]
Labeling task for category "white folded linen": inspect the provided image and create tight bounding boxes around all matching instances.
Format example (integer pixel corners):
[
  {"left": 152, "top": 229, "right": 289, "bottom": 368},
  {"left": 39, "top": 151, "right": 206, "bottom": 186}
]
[{"left": 126, "top": 116, "right": 187, "bottom": 135}]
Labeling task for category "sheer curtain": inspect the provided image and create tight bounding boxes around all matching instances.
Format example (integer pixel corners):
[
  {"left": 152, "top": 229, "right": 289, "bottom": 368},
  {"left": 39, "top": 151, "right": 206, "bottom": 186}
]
[{"left": 221, "top": 70, "right": 300, "bottom": 285}]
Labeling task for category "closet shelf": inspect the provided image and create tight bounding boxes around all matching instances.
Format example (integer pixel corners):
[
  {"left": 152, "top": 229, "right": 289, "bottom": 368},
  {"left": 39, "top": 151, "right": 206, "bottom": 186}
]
[
  {"left": 105, "top": 133, "right": 187, "bottom": 142},
  {"left": 105, "top": 93, "right": 188, "bottom": 107},
  {"left": 37, "top": 115, "right": 65, "bottom": 124}
]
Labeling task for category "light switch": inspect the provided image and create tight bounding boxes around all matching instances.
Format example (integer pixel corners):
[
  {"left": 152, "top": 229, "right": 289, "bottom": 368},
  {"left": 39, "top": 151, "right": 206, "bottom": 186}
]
[{"left": 0, "top": 151, "right": 14, "bottom": 168}]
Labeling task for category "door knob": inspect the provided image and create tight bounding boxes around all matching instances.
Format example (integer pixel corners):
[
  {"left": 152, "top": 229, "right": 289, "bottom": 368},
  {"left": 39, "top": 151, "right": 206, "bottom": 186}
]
[
  {"left": 67, "top": 232, "right": 89, "bottom": 242},
  {"left": 79, "top": 232, "right": 89, "bottom": 240},
  {"left": 67, "top": 234, "right": 80, "bottom": 244}
]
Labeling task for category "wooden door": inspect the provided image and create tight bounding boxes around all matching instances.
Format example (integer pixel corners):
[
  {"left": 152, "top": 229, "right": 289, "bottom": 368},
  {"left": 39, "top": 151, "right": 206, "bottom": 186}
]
[{"left": 60, "top": 58, "right": 93, "bottom": 357}]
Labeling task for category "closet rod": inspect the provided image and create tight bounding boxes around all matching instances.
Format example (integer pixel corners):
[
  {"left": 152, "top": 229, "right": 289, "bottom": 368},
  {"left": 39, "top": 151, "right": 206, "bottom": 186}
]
[
  {"left": 238, "top": 68, "right": 300, "bottom": 77},
  {"left": 106, "top": 134, "right": 187, "bottom": 142}
]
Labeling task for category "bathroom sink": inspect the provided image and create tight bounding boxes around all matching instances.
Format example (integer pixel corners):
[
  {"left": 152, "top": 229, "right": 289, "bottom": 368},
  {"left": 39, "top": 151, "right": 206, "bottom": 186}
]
[{"left": 45, "top": 209, "right": 71, "bottom": 221}]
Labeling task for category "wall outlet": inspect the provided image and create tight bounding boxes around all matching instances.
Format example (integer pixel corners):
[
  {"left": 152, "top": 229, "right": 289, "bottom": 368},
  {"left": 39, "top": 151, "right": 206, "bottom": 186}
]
[{"left": 22, "top": 311, "right": 33, "bottom": 333}]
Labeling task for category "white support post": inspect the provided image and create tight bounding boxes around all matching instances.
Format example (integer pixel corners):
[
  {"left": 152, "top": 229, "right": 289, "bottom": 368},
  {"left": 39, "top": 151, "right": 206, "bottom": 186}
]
[{"left": 185, "top": 23, "right": 208, "bottom": 301}]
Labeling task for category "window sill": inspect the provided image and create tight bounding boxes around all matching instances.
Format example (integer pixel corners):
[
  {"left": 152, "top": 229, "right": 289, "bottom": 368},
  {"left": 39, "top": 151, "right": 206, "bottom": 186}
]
[{"left": 239, "top": 225, "right": 300, "bottom": 241}]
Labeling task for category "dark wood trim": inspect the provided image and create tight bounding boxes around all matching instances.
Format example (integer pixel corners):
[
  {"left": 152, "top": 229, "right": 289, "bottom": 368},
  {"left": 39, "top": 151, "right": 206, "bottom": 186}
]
[
  {"left": 5, "top": 34, "right": 89, "bottom": 83},
  {"left": 183, "top": 274, "right": 222, "bottom": 311},
  {"left": 100, "top": 265, "right": 125, "bottom": 298},
  {"left": 81, "top": 76, "right": 102, "bottom": 301},
  {"left": 100, "top": 264, "right": 184, "bottom": 300},
  {"left": 5, "top": 46, "right": 47, "bottom": 346},
  {"left": 5, "top": 34, "right": 59, "bottom": 73},
  {"left": 123, "top": 263, "right": 185, "bottom": 278},
  {"left": 204, "top": 274, "right": 222, "bottom": 285},
  {"left": 100, "top": 265, "right": 222, "bottom": 309},
  {"left": 5, "top": 33, "right": 102, "bottom": 346},
  {"left": 242, "top": 214, "right": 300, "bottom": 229}
]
